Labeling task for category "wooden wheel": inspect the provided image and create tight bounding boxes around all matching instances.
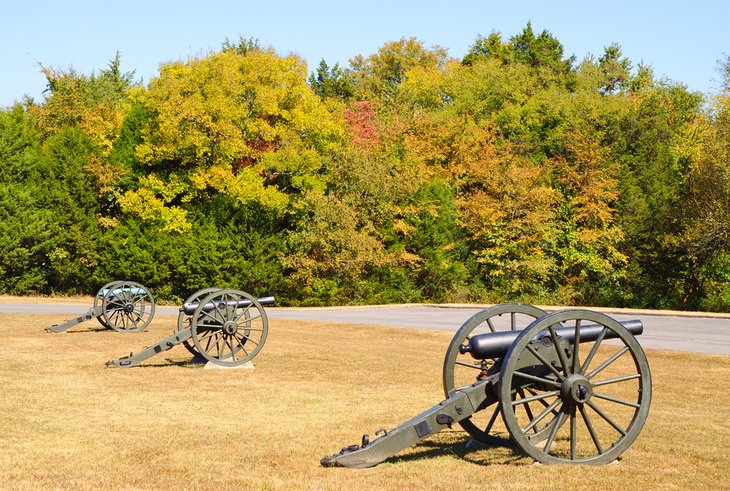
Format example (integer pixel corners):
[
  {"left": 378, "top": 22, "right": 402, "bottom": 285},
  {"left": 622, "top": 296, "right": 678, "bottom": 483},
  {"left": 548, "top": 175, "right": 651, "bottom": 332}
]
[
  {"left": 177, "top": 288, "right": 221, "bottom": 358},
  {"left": 442, "top": 303, "right": 546, "bottom": 444},
  {"left": 190, "top": 289, "right": 268, "bottom": 366},
  {"left": 94, "top": 281, "right": 124, "bottom": 329},
  {"left": 101, "top": 281, "right": 155, "bottom": 333},
  {"left": 499, "top": 310, "right": 652, "bottom": 464}
]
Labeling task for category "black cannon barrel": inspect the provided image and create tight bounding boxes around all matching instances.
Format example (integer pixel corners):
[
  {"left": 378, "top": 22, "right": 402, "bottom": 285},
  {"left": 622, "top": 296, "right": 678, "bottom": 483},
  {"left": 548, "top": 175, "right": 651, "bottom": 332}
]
[
  {"left": 180, "top": 296, "right": 276, "bottom": 316},
  {"left": 460, "top": 319, "right": 643, "bottom": 360}
]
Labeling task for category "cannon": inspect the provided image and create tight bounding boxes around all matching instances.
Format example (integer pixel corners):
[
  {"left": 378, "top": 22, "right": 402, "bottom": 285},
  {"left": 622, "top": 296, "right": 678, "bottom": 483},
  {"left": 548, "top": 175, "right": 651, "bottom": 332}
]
[
  {"left": 321, "top": 305, "right": 652, "bottom": 466},
  {"left": 105, "top": 288, "right": 274, "bottom": 368},
  {"left": 47, "top": 281, "right": 155, "bottom": 333}
]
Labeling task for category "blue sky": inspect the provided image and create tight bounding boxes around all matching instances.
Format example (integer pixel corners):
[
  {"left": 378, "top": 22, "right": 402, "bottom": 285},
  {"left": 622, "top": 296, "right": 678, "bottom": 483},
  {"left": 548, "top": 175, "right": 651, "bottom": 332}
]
[{"left": 1, "top": 0, "right": 728, "bottom": 107}]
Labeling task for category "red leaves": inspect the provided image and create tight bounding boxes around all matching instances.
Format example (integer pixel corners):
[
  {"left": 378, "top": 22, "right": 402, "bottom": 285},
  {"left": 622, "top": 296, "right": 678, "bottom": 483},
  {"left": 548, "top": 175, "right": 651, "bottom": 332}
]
[{"left": 343, "top": 101, "right": 379, "bottom": 148}]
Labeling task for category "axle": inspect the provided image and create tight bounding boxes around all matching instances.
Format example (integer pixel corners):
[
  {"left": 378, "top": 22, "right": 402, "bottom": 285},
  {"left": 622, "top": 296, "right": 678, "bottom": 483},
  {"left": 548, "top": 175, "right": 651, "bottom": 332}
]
[{"left": 460, "top": 319, "right": 643, "bottom": 359}]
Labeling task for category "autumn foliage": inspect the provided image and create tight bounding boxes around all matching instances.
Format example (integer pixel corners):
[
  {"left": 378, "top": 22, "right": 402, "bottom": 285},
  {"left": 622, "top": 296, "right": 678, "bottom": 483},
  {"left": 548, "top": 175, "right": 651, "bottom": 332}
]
[{"left": 2, "top": 28, "right": 729, "bottom": 310}]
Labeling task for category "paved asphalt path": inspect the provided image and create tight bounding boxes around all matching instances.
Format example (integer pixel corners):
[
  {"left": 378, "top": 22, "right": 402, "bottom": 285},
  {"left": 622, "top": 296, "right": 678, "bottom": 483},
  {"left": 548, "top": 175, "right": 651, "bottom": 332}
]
[{"left": 4, "top": 302, "right": 729, "bottom": 355}]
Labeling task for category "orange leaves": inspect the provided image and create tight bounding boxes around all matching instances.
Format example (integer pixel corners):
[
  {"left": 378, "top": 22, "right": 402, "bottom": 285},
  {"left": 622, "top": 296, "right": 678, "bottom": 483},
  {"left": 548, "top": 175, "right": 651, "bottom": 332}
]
[{"left": 556, "top": 127, "right": 620, "bottom": 231}]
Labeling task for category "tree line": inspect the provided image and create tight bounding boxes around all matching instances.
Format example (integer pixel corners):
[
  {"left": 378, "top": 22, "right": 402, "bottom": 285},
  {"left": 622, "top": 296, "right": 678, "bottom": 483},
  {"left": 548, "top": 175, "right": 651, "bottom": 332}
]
[{"left": 1, "top": 24, "right": 729, "bottom": 310}]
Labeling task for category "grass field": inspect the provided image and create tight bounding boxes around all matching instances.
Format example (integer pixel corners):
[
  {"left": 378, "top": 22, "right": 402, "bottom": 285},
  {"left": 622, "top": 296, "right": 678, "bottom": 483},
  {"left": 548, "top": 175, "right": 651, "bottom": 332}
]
[{"left": 1, "top": 306, "right": 729, "bottom": 490}]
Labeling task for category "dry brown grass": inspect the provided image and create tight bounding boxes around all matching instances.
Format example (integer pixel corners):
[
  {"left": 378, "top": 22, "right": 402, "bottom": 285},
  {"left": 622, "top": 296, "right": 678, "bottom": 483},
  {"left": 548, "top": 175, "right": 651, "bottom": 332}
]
[{"left": 1, "top": 310, "right": 729, "bottom": 490}]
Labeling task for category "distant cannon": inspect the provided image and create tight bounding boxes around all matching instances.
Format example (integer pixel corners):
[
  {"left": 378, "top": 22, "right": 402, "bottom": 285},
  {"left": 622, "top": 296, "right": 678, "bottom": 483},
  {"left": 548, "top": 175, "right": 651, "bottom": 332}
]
[
  {"left": 106, "top": 288, "right": 273, "bottom": 368},
  {"left": 321, "top": 306, "right": 652, "bottom": 466},
  {"left": 47, "top": 281, "right": 155, "bottom": 333}
]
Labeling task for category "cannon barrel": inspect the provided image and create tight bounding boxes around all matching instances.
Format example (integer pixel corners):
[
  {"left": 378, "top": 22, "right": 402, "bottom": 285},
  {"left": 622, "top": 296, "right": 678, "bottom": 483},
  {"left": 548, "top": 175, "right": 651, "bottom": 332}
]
[
  {"left": 180, "top": 296, "right": 276, "bottom": 316},
  {"left": 460, "top": 319, "right": 643, "bottom": 359}
]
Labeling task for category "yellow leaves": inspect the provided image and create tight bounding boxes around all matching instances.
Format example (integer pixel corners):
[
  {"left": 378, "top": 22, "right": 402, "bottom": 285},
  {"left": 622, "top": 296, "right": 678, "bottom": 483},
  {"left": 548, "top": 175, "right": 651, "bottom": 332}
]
[
  {"left": 118, "top": 187, "right": 191, "bottom": 233},
  {"left": 189, "top": 164, "right": 288, "bottom": 210},
  {"left": 119, "top": 47, "right": 345, "bottom": 231},
  {"left": 392, "top": 219, "right": 416, "bottom": 236},
  {"left": 558, "top": 128, "right": 620, "bottom": 230},
  {"left": 399, "top": 251, "right": 424, "bottom": 265}
]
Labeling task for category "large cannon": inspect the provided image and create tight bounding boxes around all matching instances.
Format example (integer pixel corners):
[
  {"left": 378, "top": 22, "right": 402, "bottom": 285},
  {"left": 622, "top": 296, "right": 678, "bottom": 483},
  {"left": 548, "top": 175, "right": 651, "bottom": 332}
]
[
  {"left": 47, "top": 281, "right": 155, "bottom": 333},
  {"left": 106, "top": 288, "right": 274, "bottom": 368},
  {"left": 321, "top": 305, "right": 652, "bottom": 466}
]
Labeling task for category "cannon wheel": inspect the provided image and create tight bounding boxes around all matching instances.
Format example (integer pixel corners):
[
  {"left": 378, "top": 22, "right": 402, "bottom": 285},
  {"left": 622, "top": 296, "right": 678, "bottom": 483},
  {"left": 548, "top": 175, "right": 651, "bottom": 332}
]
[
  {"left": 499, "top": 310, "right": 652, "bottom": 465},
  {"left": 101, "top": 281, "right": 156, "bottom": 333},
  {"left": 442, "top": 303, "right": 546, "bottom": 444},
  {"left": 190, "top": 289, "right": 269, "bottom": 367},
  {"left": 94, "top": 280, "right": 124, "bottom": 329},
  {"left": 177, "top": 288, "right": 221, "bottom": 358}
]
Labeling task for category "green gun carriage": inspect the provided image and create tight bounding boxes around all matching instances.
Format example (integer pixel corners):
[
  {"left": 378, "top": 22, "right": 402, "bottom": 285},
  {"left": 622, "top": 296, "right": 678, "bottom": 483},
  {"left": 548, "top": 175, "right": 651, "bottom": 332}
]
[
  {"left": 106, "top": 288, "right": 274, "bottom": 368},
  {"left": 47, "top": 281, "right": 155, "bottom": 333},
  {"left": 321, "top": 305, "right": 651, "bottom": 466}
]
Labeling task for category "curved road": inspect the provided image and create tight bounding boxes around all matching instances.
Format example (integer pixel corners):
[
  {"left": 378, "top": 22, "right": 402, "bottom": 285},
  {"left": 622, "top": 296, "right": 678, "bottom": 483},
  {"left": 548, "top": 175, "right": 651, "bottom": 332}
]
[{"left": 3, "top": 301, "right": 729, "bottom": 355}]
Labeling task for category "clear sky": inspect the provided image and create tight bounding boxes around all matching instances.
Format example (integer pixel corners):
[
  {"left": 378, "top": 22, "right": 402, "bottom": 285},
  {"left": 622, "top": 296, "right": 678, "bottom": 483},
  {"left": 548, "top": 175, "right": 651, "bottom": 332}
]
[{"left": 1, "top": 0, "right": 728, "bottom": 107}]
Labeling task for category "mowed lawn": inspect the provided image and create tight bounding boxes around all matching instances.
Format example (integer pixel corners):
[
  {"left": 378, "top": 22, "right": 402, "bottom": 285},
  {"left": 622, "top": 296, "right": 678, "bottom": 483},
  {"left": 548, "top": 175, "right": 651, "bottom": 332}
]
[{"left": 0, "top": 304, "right": 728, "bottom": 490}]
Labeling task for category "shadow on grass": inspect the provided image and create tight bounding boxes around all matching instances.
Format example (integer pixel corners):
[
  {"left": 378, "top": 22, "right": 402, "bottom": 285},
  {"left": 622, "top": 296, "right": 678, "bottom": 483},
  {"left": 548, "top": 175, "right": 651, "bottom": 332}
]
[
  {"left": 104, "top": 356, "right": 208, "bottom": 369},
  {"left": 50, "top": 325, "right": 109, "bottom": 333},
  {"left": 383, "top": 433, "right": 528, "bottom": 467}
]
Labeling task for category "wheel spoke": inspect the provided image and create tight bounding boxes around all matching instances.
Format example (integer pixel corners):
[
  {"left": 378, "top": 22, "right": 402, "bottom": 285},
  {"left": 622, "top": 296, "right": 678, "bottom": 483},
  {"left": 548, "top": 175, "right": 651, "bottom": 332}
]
[
  {"left": 211, "top": 332, "right": 224, "bottom": 358},
  {"left": 486, "top": 318, "right": 496, "bottom": 333},
  {"left": 510, "top": 312, "right": 516, "bottom": 331},
  {"left": 198, "top": 330, "right": 218, "bottom": 342},
  {"left": 518, "top": 388, "right": 537, "bottom": 432},
  {"left": 525, "top": 344, "right": 565, "bottom": 381},
  {"left": 512, "top": 390, "right": 560, "bottom": 406},
  {"left": 235, "top": 315, "right": 261, "bottom": 328},
  {"left": 570, "top": 406, "right": 577, "bottom": 460},
  {"left": 236, "top": 332, "right": 260, "bottom": 347},
  {"left": 547, "top": 324, "right": 570, "bottom": 377},
  {"left": 225, "top": 336, "right": 235, "bottom": 360},
  {"left": 543, "top": 408, "right": 568, "bottom": 454},
  {"left": 234, "top": 335, "right": 250, "bottom": 358},
  {"left": 592, "top": 392, "right": 641, "bottom": 409},
  {"left": 586, "top": 401, "right": 627, "bottom": 436},
  {"left": 199, "top": 308, "right": 223, "bottom": 326},
  {"left": 233, "top": 306, "right": 254, "bottom": 323},
  {"left": 579, "top": 404, "right": 604, "bottom": 454},
  {"left": 526, "top": 387, "right": 561, "bottom": 414},
  {"left": 235, "top": 326, "right": 264, "bottom": 332},
  {"left": 455, "top": 360, "right": 483, "bottom": 369},
  {"left": 580, "top": 327, "right": 607, "bottom": 375},
  {"left": 592, "top": 373, "right": 641, "bottom": 387},
  {"left": 512, "top": 370, "right": 562, "bottom": 388},
  {"left": 106, "top": 297, "right": 125, "bottom": 307},
  {"left": 586, "top": 346, "right": 629, "bottom": 380},
  {"left": 483, "top": 404, "right": 500, "bottom": 434},
  {"left": 523, "top": 398, "right": 561, "bottom": 434},
  {"left": 572, "top": 319, "right": 581, "bottom": 374}
]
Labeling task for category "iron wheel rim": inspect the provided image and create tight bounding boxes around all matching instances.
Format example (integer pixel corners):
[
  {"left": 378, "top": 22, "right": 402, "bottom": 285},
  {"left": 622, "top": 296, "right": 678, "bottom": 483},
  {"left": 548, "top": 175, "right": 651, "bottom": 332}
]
[
  {"left": 498, "top": 310, "right": 652, "bottom": 465},
  {"left": 102, "top": 281, "right": 155, "bottom": 333},
  {"left": 190, "top": 289, "right": 268, "bottom": 367},
  {"left": 442, "top": 303, "right": 546, "bottom": 443}
]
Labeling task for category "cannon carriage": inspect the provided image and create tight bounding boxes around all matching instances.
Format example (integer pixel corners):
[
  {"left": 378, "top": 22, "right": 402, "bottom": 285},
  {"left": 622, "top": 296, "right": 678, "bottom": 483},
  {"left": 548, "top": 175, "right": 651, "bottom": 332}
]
[
  {"left": 321, "top": 305, "right": 651, "bottom": 466},
  {"left": 106, "top": 288, "right": 274, "bottom": 368},
  {"left": 47, "top": 281, "right": 155, "bottom": 333}
]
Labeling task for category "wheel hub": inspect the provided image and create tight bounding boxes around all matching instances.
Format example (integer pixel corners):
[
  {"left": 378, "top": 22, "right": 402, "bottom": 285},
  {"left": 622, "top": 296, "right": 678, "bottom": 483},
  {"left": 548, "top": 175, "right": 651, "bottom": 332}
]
[
  {"left": 561, "top": 374, "right": 593, "bottom": 405},
  {"left": 123, "top": 303, "right": 135, "bottom": 313},
  {"left": 222, "top": 321, "right": 238, "bottom": 335}
]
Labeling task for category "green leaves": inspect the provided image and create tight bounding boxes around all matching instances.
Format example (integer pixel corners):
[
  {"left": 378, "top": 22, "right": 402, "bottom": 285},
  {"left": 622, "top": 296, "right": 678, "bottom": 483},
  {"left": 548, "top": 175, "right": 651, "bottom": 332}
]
[{"left": 0, "top": 33, "right": 726, "bottom": 309}]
